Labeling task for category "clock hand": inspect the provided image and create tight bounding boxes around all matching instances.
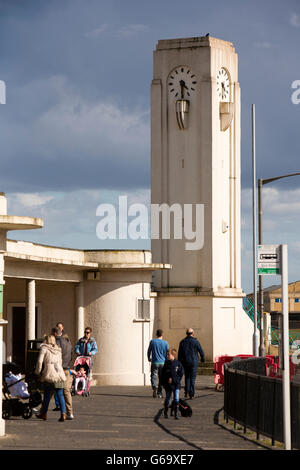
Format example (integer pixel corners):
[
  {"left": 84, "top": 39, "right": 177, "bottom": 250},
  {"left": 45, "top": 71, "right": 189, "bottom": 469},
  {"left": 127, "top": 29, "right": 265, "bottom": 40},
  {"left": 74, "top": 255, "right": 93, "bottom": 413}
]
[{"left": 179, "top": 80, "right": 189, "bottom": 99}]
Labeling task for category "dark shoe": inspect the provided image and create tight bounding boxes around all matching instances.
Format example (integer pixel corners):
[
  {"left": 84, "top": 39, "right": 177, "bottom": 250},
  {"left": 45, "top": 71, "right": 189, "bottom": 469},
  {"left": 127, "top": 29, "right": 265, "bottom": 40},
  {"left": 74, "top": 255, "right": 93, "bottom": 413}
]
[
  {"left": 52, "top": 406, "right": 61, "bottom": 411},
  {"left": 157, "top": 393, "right": 163, "bottom": 398},
  {"left": 58, "top": 413, "right": 66, "bottom": 422},
  {"left": 174, "top": 405, "right": 180, "bottom": 420},
  {"left": 36, "top": 412, "right": 47, "bottom": 421},
  {"left": 189, "top": 396, "right": 193, "bottom": 400},
  {"left": 152, "top": 388, "right": 157, "bottom": 398},
  {"left": 164, "top": 406, "right": 168, "bottom": 419}
]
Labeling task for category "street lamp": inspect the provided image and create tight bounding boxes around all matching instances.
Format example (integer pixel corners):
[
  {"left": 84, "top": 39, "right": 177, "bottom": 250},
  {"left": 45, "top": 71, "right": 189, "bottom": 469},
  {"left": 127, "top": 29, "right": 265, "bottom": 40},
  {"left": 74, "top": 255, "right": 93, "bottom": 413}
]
[{"left": 258, "top": 172, "right": 300, "bottom": 356}]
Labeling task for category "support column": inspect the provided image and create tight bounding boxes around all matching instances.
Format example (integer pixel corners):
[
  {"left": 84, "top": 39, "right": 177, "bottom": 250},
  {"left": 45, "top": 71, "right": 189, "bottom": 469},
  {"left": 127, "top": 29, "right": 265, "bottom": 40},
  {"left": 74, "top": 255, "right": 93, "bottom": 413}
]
[
  {"left": 76, "top": 282, "right": 84, "bottom": 340},
  {"left": 0, "top": 192, "right": 43, "bottom": 436},
  {"left": 0, "top": 247, "right": 8, "bottom": 436},
  {"left": 26, "top": 279, "right": 36, "bottom": 343}
]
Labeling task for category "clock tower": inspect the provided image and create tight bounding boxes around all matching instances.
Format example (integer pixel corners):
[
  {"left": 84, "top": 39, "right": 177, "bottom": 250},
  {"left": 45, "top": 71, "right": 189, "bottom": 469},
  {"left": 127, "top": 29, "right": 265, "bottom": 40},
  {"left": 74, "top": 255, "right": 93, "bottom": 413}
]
[{"left": 151, "top": 36, "right": 253, "bottom": 359}]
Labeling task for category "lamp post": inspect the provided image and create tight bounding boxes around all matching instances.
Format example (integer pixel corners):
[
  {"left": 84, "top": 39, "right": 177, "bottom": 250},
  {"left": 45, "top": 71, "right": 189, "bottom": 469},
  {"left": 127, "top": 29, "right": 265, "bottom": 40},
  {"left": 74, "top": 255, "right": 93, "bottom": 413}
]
[
  {"left": 252, "top": 105, "right": 259, "bottom": 355},
  {"left": 258, "top": 172, "right": 300, "bottom": 357}
]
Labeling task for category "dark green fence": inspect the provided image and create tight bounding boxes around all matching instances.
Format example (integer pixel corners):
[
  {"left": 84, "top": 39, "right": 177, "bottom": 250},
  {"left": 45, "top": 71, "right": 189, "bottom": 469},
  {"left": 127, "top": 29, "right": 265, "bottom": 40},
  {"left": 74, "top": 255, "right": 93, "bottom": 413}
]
[{"left": 224, "top": 360, "right": 300, "bottom": 449}]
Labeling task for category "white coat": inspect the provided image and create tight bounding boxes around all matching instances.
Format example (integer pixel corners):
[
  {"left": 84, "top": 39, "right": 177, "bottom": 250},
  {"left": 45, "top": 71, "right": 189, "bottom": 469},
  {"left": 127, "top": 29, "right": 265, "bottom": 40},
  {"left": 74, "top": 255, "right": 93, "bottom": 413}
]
[{"left": 35, "top": 343, "right": 66, "bottom": 384}]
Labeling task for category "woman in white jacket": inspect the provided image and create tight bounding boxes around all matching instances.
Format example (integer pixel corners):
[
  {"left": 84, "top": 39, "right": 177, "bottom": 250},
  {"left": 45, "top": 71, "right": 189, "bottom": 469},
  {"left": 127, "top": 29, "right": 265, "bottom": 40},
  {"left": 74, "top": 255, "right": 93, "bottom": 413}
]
[{"left": 35, "top": 334, "right": 66, "bottom": 421}]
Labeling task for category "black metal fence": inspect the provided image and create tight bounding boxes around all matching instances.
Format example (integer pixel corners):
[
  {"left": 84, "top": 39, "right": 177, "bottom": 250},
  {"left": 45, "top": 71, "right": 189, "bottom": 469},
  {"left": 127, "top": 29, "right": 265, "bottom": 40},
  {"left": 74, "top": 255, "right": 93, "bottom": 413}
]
[{"left": 224, "top": 359, "right": 300, "bottom": 449}]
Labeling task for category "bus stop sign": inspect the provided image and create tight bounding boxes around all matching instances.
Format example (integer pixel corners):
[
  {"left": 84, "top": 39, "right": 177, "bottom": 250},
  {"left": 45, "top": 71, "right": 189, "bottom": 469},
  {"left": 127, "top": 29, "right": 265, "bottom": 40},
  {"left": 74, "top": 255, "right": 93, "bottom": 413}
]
[{"left": 258, "top": 244, "right": 281, "bottom": 275}]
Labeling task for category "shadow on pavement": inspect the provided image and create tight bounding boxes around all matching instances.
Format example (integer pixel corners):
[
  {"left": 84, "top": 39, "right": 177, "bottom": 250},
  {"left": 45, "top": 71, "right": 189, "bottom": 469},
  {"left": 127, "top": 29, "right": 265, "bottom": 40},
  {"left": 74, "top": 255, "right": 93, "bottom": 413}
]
[
  {"left": 154, "top": 408, "right": 203, "bottom": 451},
  {"left": 91, "top": 393, "right": 152, "bottom": 399},
  {"left": 213, "top": 407, "right": 270, "bottom": 450}
]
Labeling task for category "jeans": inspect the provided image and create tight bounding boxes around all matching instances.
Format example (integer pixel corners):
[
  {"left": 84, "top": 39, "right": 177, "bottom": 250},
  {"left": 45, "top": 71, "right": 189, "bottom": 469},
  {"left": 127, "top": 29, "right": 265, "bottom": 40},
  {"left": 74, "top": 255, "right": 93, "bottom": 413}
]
[
  {"left": 54, "top": 371, "right": 73, "bottom": 415},
  {"left": 164, "top": 388, "right": 180, "bottom": 407},
  {"left": 150, "top": 364, "right": 164, "bottom": 394},
  {"left": 183, "top": 363, "right": 198, "bottom": 398},
  {"left": 43, "top": 384, "right": 66, "bottom": 414}
]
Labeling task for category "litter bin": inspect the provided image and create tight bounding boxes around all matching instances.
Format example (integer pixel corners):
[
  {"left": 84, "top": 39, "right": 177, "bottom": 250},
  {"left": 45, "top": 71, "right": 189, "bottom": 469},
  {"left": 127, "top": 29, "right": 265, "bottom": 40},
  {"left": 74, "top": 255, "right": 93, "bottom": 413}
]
[{"left": 26, "top": 339, "right": 43, "bottom": 376}]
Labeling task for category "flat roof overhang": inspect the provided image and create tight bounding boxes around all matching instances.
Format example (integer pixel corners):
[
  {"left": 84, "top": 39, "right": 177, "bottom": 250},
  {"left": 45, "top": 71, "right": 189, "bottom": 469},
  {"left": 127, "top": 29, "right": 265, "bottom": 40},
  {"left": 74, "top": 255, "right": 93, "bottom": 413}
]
[{"left": 0, "top": 215, "right": 44, "bottom": 231}]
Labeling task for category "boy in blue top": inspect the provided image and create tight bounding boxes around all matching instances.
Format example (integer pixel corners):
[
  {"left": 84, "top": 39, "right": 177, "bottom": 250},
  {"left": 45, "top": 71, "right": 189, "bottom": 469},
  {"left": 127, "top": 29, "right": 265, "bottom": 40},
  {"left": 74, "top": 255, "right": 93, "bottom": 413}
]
[{"left": 147, "top": 329, "right": 169, "bottom": 398}]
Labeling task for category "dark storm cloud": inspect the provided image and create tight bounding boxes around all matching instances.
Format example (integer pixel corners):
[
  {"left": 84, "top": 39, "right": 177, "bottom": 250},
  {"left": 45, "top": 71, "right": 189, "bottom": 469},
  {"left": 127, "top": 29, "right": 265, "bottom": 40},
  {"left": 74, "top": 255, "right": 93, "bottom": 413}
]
[{"left": 0, "top": 0, "right": 300, "bottom": 194}]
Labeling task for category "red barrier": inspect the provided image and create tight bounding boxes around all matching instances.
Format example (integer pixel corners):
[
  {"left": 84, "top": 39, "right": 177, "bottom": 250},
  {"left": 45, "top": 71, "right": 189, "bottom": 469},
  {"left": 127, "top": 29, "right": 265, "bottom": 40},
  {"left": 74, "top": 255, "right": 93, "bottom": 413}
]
[
  {"left": 270, "top": 356, "right": 297, "bottom": 380},
  {"left": 214, "top": 354, "right": 281, "bottom": 390},
  {"left": 213, "top": 355, "right": 235, "bottom": 390}
]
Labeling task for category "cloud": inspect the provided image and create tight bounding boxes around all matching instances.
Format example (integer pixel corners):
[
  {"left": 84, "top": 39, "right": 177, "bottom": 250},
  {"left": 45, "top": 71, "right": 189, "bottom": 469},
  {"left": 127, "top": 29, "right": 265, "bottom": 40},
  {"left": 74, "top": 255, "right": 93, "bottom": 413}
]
[
  {"left": 290, "top": 241, "right": 300, "bottom": 253},
  {"left": 241, "top": 185, "right": 300, "bottom": 293},
  {"left": 85, "top": 23, "right": 149, "bottom": 39},
  {"left": 262, "top": 187, "right": 300, "bottom": 214},
  {"left": 290, "top": 13, "right": 300, "bottom": 27},
  {"left": 12, "top": 193, "right": 55, "bottom": 207},
  {"left": 0, "top": 75, "right": 150, "bottom": 193},
  {"left": 84, "top": 24, "right": 108, "bottom": 38},
  {"left": 6, "top": 187, "right": 151, "bottom": 250},
  {"left": 114, "top": 24, "right": 149, "bottom": 38}
]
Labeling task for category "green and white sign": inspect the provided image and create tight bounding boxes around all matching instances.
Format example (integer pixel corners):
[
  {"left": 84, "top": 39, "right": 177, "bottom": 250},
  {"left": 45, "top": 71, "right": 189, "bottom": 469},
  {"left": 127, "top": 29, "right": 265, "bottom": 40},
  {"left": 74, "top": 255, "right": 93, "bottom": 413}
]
[{"left": 258, "top": 244, "right": 281, "bottom": 275}]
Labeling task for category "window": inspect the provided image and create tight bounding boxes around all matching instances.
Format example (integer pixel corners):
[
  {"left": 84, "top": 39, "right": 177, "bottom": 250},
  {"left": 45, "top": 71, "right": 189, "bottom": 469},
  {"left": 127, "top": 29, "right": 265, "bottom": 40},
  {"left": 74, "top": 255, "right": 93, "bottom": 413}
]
[
  {"left": 295, "top": 298, "right": 300, "bottom": 303},
  {"left": 275, "top": 298, "right": 282, "bottom": 303},
  {"left": 136, "top": 299, "right": 150, "bottom": 321}
]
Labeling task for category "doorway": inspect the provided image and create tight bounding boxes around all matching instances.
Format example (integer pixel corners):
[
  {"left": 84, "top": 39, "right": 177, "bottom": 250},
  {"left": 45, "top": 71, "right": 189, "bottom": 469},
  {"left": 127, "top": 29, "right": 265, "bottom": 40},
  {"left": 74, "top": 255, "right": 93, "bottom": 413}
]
[{"left": 6, "top": 303, "right": 41, "bottom": 369}]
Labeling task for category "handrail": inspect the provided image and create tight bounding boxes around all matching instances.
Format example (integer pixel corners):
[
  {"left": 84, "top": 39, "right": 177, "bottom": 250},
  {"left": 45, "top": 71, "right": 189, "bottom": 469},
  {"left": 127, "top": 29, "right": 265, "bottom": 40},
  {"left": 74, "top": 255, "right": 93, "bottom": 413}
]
[{"left": 242, "top": 296, "right": 260, "bottom": 328}]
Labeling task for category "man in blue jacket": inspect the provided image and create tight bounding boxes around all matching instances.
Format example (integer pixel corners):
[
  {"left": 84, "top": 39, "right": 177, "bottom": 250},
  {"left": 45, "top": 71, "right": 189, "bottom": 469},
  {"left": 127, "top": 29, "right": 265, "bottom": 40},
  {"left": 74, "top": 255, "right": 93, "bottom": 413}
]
[
  {"left": 75, "top": 327, "right": 98, "bottom": 359},
  {"left": 147, "top": 329, "right": 169, "bottom": 398},
  {"left": 178, "top": 328, "right": 205, "bottom": 400}
]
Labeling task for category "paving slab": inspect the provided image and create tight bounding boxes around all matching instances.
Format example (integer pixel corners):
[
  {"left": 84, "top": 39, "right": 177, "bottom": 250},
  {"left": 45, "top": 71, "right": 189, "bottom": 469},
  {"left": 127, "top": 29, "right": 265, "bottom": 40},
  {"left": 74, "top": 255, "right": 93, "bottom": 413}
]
[{"left": 0, "top": 377, "right": 266, "bottom": 451}]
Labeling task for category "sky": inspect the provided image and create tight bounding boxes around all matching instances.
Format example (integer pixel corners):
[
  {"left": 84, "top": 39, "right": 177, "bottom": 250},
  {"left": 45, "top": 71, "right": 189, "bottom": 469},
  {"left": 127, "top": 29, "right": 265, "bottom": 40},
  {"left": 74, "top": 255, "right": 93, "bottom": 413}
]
[{"left": 0, "top": 0, "right": 300, "bottom": 294}]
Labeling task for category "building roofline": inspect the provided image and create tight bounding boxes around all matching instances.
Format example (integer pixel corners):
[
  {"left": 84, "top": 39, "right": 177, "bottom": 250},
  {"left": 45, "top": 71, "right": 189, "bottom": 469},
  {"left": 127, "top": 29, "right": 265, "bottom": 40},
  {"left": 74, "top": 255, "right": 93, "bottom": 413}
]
[{"left": 7, "top": 239, "right": 151, "bottom": 254}]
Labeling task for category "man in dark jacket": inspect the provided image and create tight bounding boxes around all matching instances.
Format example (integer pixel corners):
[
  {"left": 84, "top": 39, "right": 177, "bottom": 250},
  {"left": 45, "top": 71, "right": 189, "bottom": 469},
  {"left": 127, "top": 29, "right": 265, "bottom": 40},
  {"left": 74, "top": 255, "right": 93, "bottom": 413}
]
[
  {"left": 51, "top": 327, "right": 74, "bottom": 419},
  {"left": 178, "top": 328, "right": 205, "bottom": 400},
  {"left": 161, "top": 349, "right": 184, "bottom": 420}
]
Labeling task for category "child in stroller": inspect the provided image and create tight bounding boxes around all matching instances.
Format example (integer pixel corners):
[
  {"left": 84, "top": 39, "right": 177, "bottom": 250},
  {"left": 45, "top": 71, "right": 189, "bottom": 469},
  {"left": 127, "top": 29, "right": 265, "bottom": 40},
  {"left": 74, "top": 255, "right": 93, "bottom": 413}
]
[
  {"left": 2, "top": 363, "right": 42, "bottom": 420},
  {"left": 74, "top": 367, "right": 87, "bottom": 392},
  {"left": 5, "top": 371, "right": 30, "bottom": 398},
  {"left": 71, "top": 356, "right": 91, "bottom": 397}
]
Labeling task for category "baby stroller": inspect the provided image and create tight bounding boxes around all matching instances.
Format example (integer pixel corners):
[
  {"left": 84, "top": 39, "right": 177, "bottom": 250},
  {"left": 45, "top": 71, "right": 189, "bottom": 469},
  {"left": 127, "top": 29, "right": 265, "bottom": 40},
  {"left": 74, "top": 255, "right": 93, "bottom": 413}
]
[
  {"left": 71, "top": 356, "right": 92, "bottom": 397},
  {"left": 2, "top": 362, "right": 42, "bottom": 420}
]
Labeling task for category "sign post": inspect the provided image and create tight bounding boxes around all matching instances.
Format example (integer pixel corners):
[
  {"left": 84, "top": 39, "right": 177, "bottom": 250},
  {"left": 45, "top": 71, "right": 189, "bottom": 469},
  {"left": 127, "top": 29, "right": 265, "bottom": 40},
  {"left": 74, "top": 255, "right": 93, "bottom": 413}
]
[
  {"left": 258, "top": 244, "right": 291, "bottom": 450},
  {"left": 281, "top": 245, "right": 291, "bottom": 450}
]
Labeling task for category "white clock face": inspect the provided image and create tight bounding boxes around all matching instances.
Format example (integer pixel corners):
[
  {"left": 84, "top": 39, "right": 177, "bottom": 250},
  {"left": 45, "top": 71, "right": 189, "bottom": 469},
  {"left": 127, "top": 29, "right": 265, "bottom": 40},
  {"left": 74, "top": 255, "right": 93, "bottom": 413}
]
[
  {"left": 168, "top": 66, "right": 197, "bottom": 100},
  {"left": 216, "top": 68, "right": 230, "bottom": 101}
]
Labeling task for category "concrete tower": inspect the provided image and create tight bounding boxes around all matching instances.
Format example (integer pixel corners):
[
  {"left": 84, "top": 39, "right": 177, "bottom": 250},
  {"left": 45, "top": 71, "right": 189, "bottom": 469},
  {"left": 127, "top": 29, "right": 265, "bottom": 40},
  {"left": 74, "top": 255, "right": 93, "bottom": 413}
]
[{"left": 151, "top": 36, "right": 253, "bottom": 359}]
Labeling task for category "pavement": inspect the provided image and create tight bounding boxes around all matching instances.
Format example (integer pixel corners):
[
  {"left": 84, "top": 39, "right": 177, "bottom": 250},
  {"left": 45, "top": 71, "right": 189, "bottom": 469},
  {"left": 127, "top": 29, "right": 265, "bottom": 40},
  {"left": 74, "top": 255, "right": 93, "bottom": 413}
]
[{"left": 0, "top": 376, "right": 267, "bottom": 451}]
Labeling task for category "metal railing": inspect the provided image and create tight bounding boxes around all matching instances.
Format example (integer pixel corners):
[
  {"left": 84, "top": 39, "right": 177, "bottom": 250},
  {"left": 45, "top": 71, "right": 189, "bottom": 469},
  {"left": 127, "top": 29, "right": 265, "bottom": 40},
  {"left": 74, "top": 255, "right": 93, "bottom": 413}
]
[
  {"left": 224, "top": 361, "right": 300, "bottom": 448},
  {"left": 242, "top": 296, "right": 300, "bottom": 349},
  {"left": 243, "top": 296, "right": 260, "bottom": 328},
  {"left": 269, "top": 327, "right": 300, "bottom": 348}
]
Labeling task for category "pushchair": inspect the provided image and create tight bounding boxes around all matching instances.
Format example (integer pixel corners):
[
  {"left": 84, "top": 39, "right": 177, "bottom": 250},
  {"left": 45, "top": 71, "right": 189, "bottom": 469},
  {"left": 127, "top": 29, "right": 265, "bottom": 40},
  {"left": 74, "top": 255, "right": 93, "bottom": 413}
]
[
  {"left": 2, "top": 362, "right": 42, "bottom": 420},
  {"left": 71, "top": 356, "right": 92, "bottom": 397}
]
